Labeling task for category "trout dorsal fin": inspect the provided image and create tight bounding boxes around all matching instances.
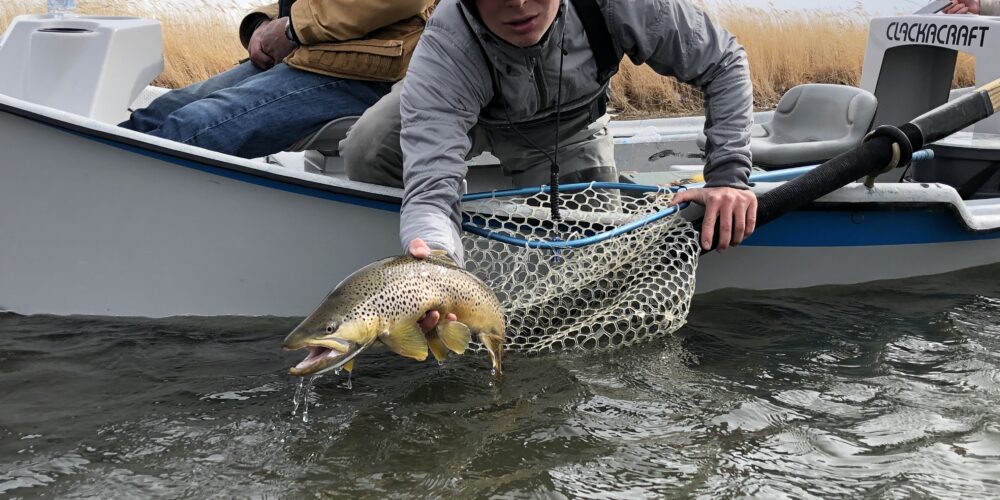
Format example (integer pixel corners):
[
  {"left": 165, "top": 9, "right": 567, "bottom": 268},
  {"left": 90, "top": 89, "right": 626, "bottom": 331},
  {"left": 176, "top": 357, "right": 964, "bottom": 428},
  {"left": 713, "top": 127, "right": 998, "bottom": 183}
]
[
  {"left": 438, "top": 319, "right": 472, "bottom": 355},
  {"left": 426, "top": 250, "right": 457, "bottom": 266},
  {"left": 379, "top": 323, "right": 428, "bottom": 361}
]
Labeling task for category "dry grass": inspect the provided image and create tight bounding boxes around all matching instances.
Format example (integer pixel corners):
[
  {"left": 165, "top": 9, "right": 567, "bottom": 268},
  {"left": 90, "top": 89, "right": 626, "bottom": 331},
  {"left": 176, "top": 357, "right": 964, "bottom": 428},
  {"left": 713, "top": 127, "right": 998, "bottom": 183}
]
[
  {"left": 1, "top": 0, "right": 979, "bottom": 117},
  {"left": 611, "top": 3, "right": 976, "bottom": 117}
]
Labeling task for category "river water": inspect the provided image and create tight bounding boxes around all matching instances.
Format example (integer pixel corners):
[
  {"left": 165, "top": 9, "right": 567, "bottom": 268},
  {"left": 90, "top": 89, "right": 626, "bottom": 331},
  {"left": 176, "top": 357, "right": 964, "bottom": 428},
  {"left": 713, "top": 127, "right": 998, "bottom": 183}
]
[{"left": 2, "top": 265, "right": 1000, "bottom": 498}]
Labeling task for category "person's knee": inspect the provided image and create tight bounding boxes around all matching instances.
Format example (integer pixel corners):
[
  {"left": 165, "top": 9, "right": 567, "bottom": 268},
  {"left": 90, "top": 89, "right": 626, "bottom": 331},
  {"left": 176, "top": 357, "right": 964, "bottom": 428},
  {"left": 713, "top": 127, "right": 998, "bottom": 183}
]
[
  {"left": 342, "top": 116, "right": 404, "bottom": 187},
  {"left": 340, "top": 116, "right": 383, "bottom": 170},
  {"left": 341, "top": 81, "right": 405, "bottom": 186}
]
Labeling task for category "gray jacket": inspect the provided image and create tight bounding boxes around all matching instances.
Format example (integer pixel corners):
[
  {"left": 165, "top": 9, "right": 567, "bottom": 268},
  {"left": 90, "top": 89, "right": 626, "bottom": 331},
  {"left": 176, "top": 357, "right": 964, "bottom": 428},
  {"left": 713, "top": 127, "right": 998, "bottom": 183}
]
[
  {"left": 981, "top": 0, "right": 1000, "bottom": 15},
  {"left": 399, "top": 0, "right": 753, "bottom": 261}
]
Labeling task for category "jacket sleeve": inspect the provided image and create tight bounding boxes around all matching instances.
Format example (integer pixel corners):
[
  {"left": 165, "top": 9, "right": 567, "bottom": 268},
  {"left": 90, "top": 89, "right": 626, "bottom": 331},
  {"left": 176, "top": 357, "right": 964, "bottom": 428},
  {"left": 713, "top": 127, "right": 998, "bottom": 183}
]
[
  {"left": 398, "top": 22, "right": 493, "bottom": 265},
  {"left": 291, "top": 0, "right": 432, "bottom": 44},
  {"left": 980, "top": 0, "right": 1000, "bottom": 15},
  {"left": 238, "top": 3, "right": 279, "bottom": 49},
  {"left": 608, "top": 0, "right": 753, "bottom": 189}
]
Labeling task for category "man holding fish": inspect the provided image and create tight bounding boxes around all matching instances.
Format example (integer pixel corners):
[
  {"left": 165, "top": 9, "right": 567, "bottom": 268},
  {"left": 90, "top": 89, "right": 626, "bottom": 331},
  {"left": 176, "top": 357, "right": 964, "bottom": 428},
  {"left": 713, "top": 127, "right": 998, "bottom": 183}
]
[{"left": 284, "top": 0, "right": 759, "bottom": 375}]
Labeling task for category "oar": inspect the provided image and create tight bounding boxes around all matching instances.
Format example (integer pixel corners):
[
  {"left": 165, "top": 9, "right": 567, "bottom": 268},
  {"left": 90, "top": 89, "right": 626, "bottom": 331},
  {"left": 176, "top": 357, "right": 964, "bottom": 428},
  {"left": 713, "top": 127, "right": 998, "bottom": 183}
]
[{"left": 747, "top": 77, "right": 1000, "bottom": 230}]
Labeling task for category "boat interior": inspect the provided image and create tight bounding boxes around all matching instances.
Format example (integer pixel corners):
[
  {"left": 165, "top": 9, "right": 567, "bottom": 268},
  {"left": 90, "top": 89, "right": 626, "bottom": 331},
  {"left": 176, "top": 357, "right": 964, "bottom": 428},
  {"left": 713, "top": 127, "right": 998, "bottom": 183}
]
[{"left": 2, "top": 6, "right": 1000, "bottom": 231}]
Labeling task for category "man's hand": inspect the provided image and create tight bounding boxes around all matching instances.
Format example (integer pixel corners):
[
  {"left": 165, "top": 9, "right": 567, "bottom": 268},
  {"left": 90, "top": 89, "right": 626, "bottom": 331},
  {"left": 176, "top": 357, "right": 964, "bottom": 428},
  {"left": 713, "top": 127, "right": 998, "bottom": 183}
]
[
  {"left": 409, "top": 238, "right": 458, "bottom": 333},
  {"left": 248, "top": 17, "right": 297, "bottom": 70},
  {"left": 670, "top": 186, "right": 757, "bottom": 251},
  {"left": 258, "top": 17, "right": 297, "bottom": 66},
  {"left": 407, "top": 237, "right": 432, "bottom": 259},
  {"left": 248, "top": 19, "right": 275, "bottom": 69},
  {"left": 943, "top": 0, "right": 981, "bottom": 14}
]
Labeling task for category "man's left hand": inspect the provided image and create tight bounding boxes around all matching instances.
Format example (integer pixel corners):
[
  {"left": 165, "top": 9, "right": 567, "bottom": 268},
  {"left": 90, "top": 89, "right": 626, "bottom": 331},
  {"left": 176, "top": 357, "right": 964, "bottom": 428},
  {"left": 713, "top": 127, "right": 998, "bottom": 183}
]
[
  {"left": 258, "top": 17, "right": 297, "bottom": 65},
  {"left": 670, "top": 186, "right": 757, "bottom": 251}
]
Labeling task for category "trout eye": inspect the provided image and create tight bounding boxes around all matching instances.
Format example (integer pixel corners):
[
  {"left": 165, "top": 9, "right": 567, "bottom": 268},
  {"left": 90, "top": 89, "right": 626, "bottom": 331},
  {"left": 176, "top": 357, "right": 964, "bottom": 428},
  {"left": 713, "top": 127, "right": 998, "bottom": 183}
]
[{"left": 325, "top": 321, "right": 341, "bottom": 335}]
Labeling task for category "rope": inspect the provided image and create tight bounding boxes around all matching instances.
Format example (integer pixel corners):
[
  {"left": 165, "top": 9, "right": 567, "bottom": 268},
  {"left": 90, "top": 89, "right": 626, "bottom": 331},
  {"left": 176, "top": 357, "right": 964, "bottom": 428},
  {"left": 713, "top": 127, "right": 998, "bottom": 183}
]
[
  {"left": 862, "top": 125, "right": 914, "bottom": 188},
  {"left": 550, "top": 28, "right": 567, "bottom": 222}
]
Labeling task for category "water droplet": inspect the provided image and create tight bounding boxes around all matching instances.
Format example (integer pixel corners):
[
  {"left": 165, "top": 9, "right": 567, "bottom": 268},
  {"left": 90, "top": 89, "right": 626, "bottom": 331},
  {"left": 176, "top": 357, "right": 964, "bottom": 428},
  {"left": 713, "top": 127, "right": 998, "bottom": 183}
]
[
  {"left": 291, "top": 378, "right": 305, "bottom": 416},
  {"left": 301, "top": 375, "right": 321, "bottom": 423}
]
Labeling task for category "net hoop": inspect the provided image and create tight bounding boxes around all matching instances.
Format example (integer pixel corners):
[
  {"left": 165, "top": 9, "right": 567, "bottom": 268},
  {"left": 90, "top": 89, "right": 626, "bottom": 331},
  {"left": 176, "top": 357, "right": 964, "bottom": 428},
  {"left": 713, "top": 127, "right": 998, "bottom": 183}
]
[{"left": 461, "top": 182, "right": 689, "bottom": 249}]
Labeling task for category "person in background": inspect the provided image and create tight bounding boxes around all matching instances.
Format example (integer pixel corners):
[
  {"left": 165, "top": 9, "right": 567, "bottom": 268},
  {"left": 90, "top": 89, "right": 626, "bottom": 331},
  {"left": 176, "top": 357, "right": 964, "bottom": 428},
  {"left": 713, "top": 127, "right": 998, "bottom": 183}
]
[
  {"left": 341, "top": 0, "right": 757, "bottom": 265},
  {"left": 120, "top": 0, "right": 435, "bottom": 159},
  {"left": 942, "top": 0, "right": 1000, "bottom": 15}
]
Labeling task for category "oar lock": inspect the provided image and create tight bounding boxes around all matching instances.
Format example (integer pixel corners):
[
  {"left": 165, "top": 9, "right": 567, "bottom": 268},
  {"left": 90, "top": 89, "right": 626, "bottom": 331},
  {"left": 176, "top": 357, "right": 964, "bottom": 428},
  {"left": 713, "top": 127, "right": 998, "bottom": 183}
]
[{"left": 861, "top": 125, "right": 915, "bottom": 188}]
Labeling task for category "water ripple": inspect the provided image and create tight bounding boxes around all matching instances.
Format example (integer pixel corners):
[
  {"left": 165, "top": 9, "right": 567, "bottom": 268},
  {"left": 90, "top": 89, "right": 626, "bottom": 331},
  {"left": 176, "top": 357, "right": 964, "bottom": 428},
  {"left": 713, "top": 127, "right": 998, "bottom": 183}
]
[{"left": 2, "top": 265, "right": 1000, "bottom": 497}]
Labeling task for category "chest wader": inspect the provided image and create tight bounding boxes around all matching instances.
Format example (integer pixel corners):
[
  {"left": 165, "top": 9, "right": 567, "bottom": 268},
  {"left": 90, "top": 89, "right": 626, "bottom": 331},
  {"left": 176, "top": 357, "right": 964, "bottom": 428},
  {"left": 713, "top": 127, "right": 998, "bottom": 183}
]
[
  {"left": 463, "top": 0, "right": 623, "bottom": 197},
  {"left": 340, "top": 0, "right": 621, "bottom": 190}
]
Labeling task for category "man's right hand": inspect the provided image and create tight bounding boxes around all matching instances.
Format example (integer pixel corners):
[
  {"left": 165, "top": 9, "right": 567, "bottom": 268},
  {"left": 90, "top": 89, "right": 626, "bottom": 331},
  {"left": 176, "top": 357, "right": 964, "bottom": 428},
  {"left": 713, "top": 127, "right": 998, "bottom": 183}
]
[
  {"left": 407, "top": 237, "right": 432, "bottom": 259},
  {"left": 248, "top": 19, "right": 276, "bottom": 69},
  {"left": 943, "top": 0, "right": 981, "bottom": 14}
]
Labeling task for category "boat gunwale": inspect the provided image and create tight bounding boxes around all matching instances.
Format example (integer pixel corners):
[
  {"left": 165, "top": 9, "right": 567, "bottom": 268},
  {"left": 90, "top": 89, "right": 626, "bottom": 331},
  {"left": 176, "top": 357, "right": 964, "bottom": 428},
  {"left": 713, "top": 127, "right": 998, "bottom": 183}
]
[
  {"left": 4, "top": 94, "right": 1000, "bottom": 239},
  {"left": 0, "top": 96, "right": 405, "bottom": 212}
]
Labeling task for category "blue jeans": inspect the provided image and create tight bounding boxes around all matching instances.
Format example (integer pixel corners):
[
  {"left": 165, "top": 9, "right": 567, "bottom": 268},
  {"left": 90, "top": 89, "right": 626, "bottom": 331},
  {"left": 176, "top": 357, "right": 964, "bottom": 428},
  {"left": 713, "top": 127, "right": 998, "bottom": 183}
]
[{"left": 120, "top": 62, "right": 392, "bottom": 158}]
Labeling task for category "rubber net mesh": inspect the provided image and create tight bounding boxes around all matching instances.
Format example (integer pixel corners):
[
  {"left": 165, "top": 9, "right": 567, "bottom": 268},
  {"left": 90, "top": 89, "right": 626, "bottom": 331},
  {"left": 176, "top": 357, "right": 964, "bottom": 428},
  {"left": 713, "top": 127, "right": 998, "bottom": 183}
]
[{"left": 462, "top": 186, "right": 701, "bottom": 354}]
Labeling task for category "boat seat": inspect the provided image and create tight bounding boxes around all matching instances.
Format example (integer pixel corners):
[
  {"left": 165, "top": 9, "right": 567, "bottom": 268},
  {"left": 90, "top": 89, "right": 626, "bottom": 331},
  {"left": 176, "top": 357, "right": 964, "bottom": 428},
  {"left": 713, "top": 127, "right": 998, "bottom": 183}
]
[
  {"left": 284, "top": 116, "right": 360, "bottom": 173},
  {"left": 697, "top": 84, "right": 877, "bottom": 169}
]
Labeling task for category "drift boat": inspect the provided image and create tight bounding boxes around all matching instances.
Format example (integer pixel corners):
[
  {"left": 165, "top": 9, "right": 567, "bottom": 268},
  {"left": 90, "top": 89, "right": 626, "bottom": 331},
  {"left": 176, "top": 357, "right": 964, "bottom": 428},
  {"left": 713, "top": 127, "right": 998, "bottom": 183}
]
[{"left": 1, "top": 4, "right": 999, "bottom": 317}]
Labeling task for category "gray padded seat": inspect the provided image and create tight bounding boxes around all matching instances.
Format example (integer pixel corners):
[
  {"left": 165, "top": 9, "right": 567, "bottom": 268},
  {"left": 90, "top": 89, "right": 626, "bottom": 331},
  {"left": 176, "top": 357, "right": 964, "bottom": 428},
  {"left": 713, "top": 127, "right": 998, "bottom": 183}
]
[
  {"left": 698, "top": 84, "right": 877, "bottom": 169},
  {"left": 285, "top": 116, "right": 359, "bottom": 155},
  {"left": 284, "top": 116, "right": 359, "bottom": 173}
]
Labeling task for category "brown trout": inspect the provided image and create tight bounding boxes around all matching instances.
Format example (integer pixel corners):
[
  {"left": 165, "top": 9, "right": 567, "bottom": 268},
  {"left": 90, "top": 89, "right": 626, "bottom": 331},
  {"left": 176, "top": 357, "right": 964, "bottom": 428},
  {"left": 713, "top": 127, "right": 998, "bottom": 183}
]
[{"left": 282, "top": 253, "right": 505, "bottom": 376}]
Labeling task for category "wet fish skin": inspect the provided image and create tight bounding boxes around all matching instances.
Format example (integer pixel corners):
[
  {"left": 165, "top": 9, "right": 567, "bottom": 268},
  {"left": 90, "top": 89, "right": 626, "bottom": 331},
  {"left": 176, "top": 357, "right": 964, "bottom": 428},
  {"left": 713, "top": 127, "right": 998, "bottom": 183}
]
[{"left": 282, "top": 253, "right": 505, "bottom": 377}]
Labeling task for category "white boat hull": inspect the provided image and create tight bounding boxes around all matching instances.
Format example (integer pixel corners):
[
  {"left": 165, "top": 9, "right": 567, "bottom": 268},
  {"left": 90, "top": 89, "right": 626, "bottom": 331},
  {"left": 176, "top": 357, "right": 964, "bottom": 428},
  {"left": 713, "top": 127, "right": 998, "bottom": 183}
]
[
  {"left": 0, "top": 103, "right": 402, "bottom": 317},
  {"left": 3, "top": 96, "right": 1000, "bottom": 317},
  {"left": 697, "top": 240, "right": 1000, "bottom": 294}
]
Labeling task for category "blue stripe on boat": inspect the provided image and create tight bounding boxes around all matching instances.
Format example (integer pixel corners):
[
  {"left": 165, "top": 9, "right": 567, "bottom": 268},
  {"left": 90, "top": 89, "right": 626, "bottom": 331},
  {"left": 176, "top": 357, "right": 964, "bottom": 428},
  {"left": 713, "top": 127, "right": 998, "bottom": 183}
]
[
  {"left": 50, "top": 120, "right": 403, "bottom": 213},
  {"left": 37, "top": 112, "right": 999, "bottom": 248},
  {"left": 745, "top": 210, "right": 1000, "bottom": 247}
]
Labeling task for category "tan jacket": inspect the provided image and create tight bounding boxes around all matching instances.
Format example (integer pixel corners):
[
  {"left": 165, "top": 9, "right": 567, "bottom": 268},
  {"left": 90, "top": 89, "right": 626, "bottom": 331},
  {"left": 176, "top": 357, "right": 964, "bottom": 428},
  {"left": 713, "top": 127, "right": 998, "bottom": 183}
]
[{"left": 239, "top": 0, "right": 435, "bottom": 82}]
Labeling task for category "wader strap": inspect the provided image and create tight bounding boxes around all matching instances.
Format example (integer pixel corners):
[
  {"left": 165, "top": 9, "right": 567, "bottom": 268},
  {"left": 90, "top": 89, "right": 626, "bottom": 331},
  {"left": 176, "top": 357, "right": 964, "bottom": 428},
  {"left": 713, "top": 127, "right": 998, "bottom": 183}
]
[{"left": 569, "top": 0, "right": 620, "bottom": 84}]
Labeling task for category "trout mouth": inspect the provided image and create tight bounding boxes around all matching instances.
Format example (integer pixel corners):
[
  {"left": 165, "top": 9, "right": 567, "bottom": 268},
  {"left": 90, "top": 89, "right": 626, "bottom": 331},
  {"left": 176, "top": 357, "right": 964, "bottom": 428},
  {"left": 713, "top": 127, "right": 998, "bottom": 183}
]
[
  {"left": 287, "top": 339, "right": 369, "bottom": 377},
  {"left": 290, "top": 346, "right": 343, "bottom": 376}
]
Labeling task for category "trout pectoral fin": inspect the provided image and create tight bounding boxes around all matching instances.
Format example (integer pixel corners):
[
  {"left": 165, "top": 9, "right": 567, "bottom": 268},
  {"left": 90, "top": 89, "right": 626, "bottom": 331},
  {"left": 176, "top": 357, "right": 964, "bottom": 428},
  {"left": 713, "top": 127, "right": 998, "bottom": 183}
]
[
  {"left": 438, "top": 320, "right": 472, "bottom": 355},
  {"left": 342, "top": 359, "right": 355, "bottom": 373},
  {"left": 379, "top": 323, "right": 428, "bottom": 361},
  {"left": 426, "top": 329, "right": 450, "bottom": 362}
]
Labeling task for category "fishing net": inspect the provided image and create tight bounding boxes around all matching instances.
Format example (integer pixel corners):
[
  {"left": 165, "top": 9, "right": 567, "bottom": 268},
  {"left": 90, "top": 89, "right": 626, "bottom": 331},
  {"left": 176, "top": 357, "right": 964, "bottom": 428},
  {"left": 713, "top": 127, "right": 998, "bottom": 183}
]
[{"left": 461, "top": 183, "right": 701, "bottom": 354}]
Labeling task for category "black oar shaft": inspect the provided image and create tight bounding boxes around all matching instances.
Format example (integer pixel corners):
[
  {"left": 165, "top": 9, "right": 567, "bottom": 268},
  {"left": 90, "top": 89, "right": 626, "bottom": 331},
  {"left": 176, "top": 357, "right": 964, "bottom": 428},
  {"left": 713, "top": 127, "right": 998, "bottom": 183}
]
[{"left": 756, "top": 136, "right": 894, "bottom": 226}]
